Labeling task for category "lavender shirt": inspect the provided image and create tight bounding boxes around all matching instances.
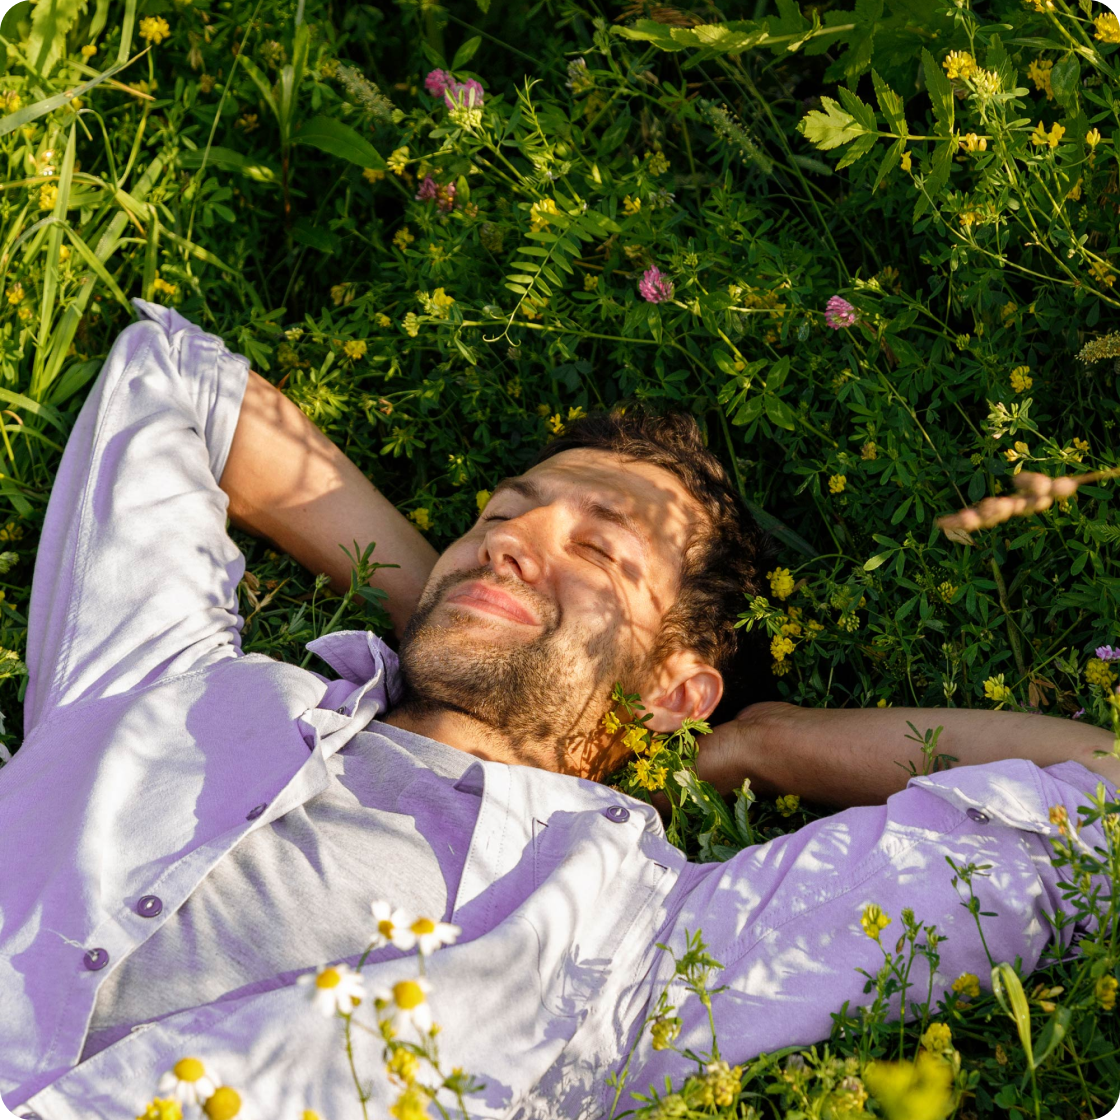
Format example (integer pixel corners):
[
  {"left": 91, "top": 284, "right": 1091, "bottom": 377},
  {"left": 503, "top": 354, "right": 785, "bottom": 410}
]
[{"left": 0, "top": 301, "right": 1113, "bottom": 1120}]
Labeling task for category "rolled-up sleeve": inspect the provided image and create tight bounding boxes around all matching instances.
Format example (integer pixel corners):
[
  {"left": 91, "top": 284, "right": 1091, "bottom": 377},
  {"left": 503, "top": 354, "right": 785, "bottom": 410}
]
[{"left": 628, "top": 758, "right": 1115, "bottom": 1091}]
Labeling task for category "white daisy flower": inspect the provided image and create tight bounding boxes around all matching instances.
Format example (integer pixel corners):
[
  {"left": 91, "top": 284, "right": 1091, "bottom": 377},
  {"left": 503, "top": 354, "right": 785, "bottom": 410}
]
[
  {"left": 369, "top": 899, "right": 417, "bottom": 950},
  {"left": 407, "top": 915, "right": 461, "bottom": 955},
  {"left": 375, "top": 976, "right": 433, "bottom": 1034},
  {"left": 157, "top": 1056, "right": 218, "bottom": 1106},
  {"left": 297, "top": 962, "right": 366, "bottom": 1017}
]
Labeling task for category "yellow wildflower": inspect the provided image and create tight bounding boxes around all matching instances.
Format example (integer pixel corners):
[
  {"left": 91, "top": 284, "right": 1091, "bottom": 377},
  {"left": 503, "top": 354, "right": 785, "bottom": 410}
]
[
  {"left": 547, "top": 413, "right": 564, "bottom": 435},
  {"left": 1010, "top": 366, "right": 1032, "bottom": 393},
  {"left": 953, "top": 973, "right": 981, "bottom": 999},
  {"left": 330, "top": 283, "right": 354, "bottom": 306},
  {"left": 567, "top": 405, "right": 586, "bottom": 422},
  {"left": 828, "top": 473, "right": 847, "bottom": 494},
  {"left": 921, "top": 1022, "right": 953, "bottom": 1053},
  {"left": 983, "top": 674, "right": 1014, "bottom": 706},
  {"left": 961, "top": 132, "right": 987, "bottom": 152},
  {"left": 1096, "top": 975, "right": 1118, "bottom": 1011},
  {"left": 1094, "top": 12, "right": 1120, "bottom": 42},
  {"left": 601, "top": 710, "right": 622, "bottom": 734},
  {"left": 137, "top": 1101, "right": 183, "bottom": 1120},
  {"left": 1004, "top": 440, "right": 1030, "bottom": 464},
  {"left": 771, "top": 659, "right": 792, "bottom": 676},
  {"left": 202, "top": 1088, "right": 241, "bottom": 1120},
  {"left": 583, "top": 273, "right": 599, "bottom": 291},
  {"left": 942, "top": 50, "right": 977, "bottom": 80},
  {"left": 1087, "top": 128, "right": 1102, "bottom": 148},
  {"left": 376, "top": 313, "right": 392, "bottom": 328},
  {"left": 634, "top": 755, "right": 668, "bottom": 791},
  {"left": 363, "top": 167, "right": 386, "bottom": 183},
  {"left": 6, "top": 282, "right": 22, "bottom": 305},
  {"left": 622, "top": 195, "right": 642, "bottom": 215},
  {"left": 58, "top": 244, "right": 70, "bottom": 263},
  {"left": 476, "top": 489, "right": 491, "bottom": 513},
  {"left": 38, "top": 183, "right": 58, "bottom": 210},
  {"left": 139, "top": 16, "right": 171, "bottom": 44},
  {"left": 771, "top": 634, "right": 795, "bottom": 662},
  {"left": 768, "top": 567, "right": 795, "bottom": 600},
  {"left": 651, "top": 1015, "right": 681, "bottom": 1050},
  {"left": 1031, "top": 121, "right": 1065, "bottom": 149},
  {"left": 1090, "top": 259, "right": 1116, "bottom": 288},
  {"left": 900, "top": 149, "right": 912, "bottom": 172},
  {"left": 1068, "top": 178, "right": 1082, "bottom": 201},
  {"left": 387, "top": 147, "right": 410, "bottom": 175},
  {"left": 152, "top": 277, "right": 179, "bottom": 300},
  {"left": 877, "top": 698, "right": 888, "bottom": 708},
  {"left": 402, "top": 312, "right": 420, "bottom": 337},
  {"left": 390, "top": 1085, "right": 432, "bottom": 1120},
  {"left": 409, "top": 508, "right": 432, "bottom": 532},
  {"left": 429, "top": 288, "right": 455, "bottom": 314},
  {"left": 17, "top": 306, "right": 31, "bottom": 321},
  {"left": 1049, "top": 804, "right": 1069, "bottom": 835},
  {"left": 343, "top": 339, "right": 367, "bottom": 360},
  {"left": 865, "top": 1053, "right": 953, "bottom": 1120},
  {"left": 860, "top": 903, "right": 891, "bottom": 940},
  {"left": 861, "top": 441, "right": 878, "bottom": 460},
  {"left": 530, "top": 198, "right": 561, "bottom": 232},
  {"left": 645, "top": 148, "right": 670, "bottom": 176},
  {"left": 1027, "top": 58, "right": 1054, "bottom": 100},
  {"left": 776, "top": 794, "right": 800, "bottom": 817},
  {"left": 393, "top": 226, "right": 415, "bottom": 250},
  {"left": 1086, "top": 658, "right": 1116, "bottom": 688},
  {"left": 937, "top": 581, "right": 956, "bottom": 603},
  {"left": 80, "top": 44, "right": 97, "bottom": 59},
  {"left": 387, "top": 1044, "right": 420, "bottom": 1083},
  {"left": 623, "top": 724, "right": 648, "bottom": 754}
]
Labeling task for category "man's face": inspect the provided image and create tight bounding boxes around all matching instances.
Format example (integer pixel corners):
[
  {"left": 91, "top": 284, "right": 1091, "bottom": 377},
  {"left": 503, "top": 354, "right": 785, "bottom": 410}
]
[{"left": 396, "top": 447, "right": 705, "bottom": 773}]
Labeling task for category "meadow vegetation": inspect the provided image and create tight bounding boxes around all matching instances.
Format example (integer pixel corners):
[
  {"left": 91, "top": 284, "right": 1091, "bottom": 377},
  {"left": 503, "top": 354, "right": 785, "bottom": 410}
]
[{"left": 1, "top": 0, "right": 1120, "bottom": 1114}]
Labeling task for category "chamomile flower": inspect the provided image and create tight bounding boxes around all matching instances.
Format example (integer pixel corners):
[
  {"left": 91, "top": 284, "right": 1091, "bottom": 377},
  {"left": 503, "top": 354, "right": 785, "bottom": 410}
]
[
  {"left": 370, "top": 900, "right": 418, "bottom": 950},
  {"left": 407, "top": 915, "right": 461, "bottom": 955},
  {"left": 297, "top": 962, "right": 366, "bottom": 1017},
  {"left": 157, "top": 1057, "right": 218, "bottom": 1106},
  {"left": 375, "top": 976, "right": 434, "bottom": 1033}
]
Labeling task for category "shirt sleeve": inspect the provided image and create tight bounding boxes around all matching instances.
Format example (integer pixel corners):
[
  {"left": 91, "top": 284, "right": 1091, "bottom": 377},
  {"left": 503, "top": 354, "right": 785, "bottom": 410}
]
[{"left": 627, "top": 758, "right": 1115, "bottom": 1091}]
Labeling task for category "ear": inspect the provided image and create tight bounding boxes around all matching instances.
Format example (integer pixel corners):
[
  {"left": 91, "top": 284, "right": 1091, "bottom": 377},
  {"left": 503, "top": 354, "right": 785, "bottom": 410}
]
[{"left": 641, "top": 650, "right": 724, "bottom": 733}]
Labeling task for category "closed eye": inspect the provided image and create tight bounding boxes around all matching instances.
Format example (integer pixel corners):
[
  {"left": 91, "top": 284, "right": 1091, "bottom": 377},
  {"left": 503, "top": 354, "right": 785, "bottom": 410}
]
[{"left": 577, "top": 541, "right": 614, "bottom": 562}]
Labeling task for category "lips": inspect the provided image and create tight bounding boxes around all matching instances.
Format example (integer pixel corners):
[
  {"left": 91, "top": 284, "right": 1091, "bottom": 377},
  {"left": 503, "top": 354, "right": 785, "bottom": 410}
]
[{"left": 445, "top": 580, "right": 540, "bottom": 626}]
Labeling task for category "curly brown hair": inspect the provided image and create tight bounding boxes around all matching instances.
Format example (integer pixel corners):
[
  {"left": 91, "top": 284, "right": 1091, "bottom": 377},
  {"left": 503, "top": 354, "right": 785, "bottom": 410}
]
[{"left": 530, "top": 407, "right": 775, "bottom": 715}]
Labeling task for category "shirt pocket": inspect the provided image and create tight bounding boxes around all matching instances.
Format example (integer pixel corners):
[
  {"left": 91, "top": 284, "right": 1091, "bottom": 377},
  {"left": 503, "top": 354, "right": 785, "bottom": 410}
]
[{"left": 528, "top": 809, "right": 669, "bottom": 1017}]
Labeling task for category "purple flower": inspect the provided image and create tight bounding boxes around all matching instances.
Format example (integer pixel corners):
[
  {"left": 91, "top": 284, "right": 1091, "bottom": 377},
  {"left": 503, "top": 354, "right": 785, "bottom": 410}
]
[
  {"left": 639, "top": 266, "right": 674, "bottom": 304},
  {"left": 415, "top": 175, "right": 439, "bottom": 202},
  {"left": 1071, "top": 708, "right": 1086, "bottom": 720},
  {"left": 425, "top": 69, "right": 453, "bottom": 97},
  {"left": 1096, "top": 645, "right": 1120, "bottom": 661},
  {"left": 444, "top": 78, "right": 484, "bottom": 112},
  {"left": 824, "top": 295, "right": 858, "bottom": 330},
  {"left": 416, "top": 175, "right": 456, "bottom": 212}
]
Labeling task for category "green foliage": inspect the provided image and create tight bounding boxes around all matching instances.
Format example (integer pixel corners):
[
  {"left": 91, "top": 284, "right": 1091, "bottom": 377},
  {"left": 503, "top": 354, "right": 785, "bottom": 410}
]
[{"left": 0, "top": 0, "right": 1117, "bottom": 1113}]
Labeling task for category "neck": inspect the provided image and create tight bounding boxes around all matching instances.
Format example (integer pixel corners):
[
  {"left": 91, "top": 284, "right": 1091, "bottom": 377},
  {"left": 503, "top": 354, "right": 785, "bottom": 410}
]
[{"left": 380, "top": 703, "right": 622, "bottom": 782}]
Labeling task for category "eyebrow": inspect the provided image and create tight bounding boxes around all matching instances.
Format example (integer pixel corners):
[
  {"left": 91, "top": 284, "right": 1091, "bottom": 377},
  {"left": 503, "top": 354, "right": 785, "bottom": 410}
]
[{"left": 489, "top": 476, "right": 651, "bottom": 556}]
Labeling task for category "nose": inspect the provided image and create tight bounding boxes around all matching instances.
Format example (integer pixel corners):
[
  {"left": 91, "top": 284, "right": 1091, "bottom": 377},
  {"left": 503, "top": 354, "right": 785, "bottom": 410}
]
[{"left": 478, "top": 505, "right": 556, "bottom": 585}]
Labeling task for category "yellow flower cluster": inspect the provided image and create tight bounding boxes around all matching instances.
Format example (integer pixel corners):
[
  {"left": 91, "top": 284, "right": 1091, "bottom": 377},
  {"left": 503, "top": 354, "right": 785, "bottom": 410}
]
[
  {"left": 861, "top": 441, "right": 877, "bottom": 460},
  {"left": 1094, "top": 11, "right": 1120, "bottom": 42},
  {"left": 942, "top": 50, "right": 977, "bottom": 80},
  {"left": 139, "top": 16, "right": 171, "bottom": 44},
  {"left": 387, "top": 146, "right": 410, "bottom": 175},
  {"left": 39, "top": 183, "right": 58, "bottom": 210},
  {"left": 343, "top": 339, "right": 367, "bottom": 360},
  {"left": 1086, "top": 658, "right": 1116, "bottom": 689},
  {"left": 920, "top": 1022, "right": 953, "bottom": 1053},
  {"left": 429, "top": 287, "right": 455, "bottom": 314},
  {"left": 860, "top": 903, "right": 891, "bottom": 940},
  {"left": 409, "top": 508, "right": 432, "bottom": 532},
  {"left": 547, "top": 413, "right": 565, "bottom": 434},
  {"left": 768, "top": 567, "right": 795, "bottom": 600},
  {"left": 1087, "top": 128, "right": 1102, "bottom": 149},
  {"left": 1027, "top": 58, "right": 1053, "bottom": 100},
  {"left": 393, "top": 226, "right": 415, "bottom": 250},
  {"left": 476, "top": 489, "right": 491, "bottom": 513},
  {"left": 1097, "top": 975, "right": 1118, "bottom": 1011},
  {"left": 1031, "top": 121, "right": 1065, "bottom": 149},
  {"left": 1010, "top": 365, "right": 1032, "bottom": 393},
  {"left": 622, "top": 195, "right": 641, "bottom": 216},
  {"left": 1004, "top": 440, "right": 1030, "bottom": 466},
  {"left": 136, "top": 1101, "right": 182, "bottom": 1120},
  {"left": 952, "top": 972, "right": 981, "bottom": 999},
  {"left": 645, "top": 148, "right": 670, "bottom": 176},
  {"left": 937, "top": 581, "right": 956, "bottom": 603},
  {"left": 363, "top": 166, "right": 386, "bottom": 183},
  {"left": 983, "top": 674, "right": 1014, "bottom": 706},
  {"left": 650, "top": 1014, "right": 681, "bottom": 1050},
  {"left": 771, "top": 634, "right": 795, "bottom": 662},
  {"left": 1090, "top": 259, "right": 1116, "bottom": 288},
  {"left": 695, "top": 1060, "right": 743, "bottom": 1109},
  {"left": 152, "top": 277, "right": 178, "bottom": 300},
  {"left": 828, "top": 473, "right": 847, "bottom": 494},
  {"left": 402, "top": 312, "right": 420, "bottom": 337},
  {"left": 390, "top": 1084, "right": 432, "bottom": 1120},
  {"left": 634, "top": 755, "right": 669, "bottom": 791},
  {"left": 530, "top": 198, "right": 561, "bottom": 232},
  {"left": 6, "top": 282, "right": 22, "bottom": 305},
  {"left": 775, "top": 794, "right": 800, "bottom": 817},
  {"left": 961, "top": 132, "right": 987, "bottom": 152}
]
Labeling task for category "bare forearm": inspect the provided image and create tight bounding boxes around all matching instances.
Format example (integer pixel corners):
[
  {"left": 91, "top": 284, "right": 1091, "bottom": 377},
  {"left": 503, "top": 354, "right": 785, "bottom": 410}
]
[
  {"left": 219, "top": 370, "right": 438, "bottom": 636},
  {"left": 700, "top": 701, "right": 1120, "bottom": 806}
]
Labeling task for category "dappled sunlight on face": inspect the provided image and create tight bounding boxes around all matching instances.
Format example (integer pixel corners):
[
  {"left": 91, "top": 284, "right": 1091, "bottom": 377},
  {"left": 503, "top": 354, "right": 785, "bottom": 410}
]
[{"left": 395, "top": 448, "right": 704, "bottom": 773}]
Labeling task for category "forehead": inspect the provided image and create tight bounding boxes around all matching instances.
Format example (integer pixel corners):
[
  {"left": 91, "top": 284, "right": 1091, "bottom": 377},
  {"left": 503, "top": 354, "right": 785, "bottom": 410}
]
[{"left": 517, "top": 447, "right": 702, "bottom": 553}]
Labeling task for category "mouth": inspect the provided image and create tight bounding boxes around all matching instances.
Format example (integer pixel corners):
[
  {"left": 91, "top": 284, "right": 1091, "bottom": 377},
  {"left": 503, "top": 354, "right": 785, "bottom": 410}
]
[{"left": 444, "top": 580, "right": 540, "bottom": 626}]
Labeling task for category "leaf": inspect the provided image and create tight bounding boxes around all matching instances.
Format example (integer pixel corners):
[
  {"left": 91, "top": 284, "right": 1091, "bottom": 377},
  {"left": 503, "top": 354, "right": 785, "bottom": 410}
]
[
  {"left": 26, "top": 0, "right": 88, "bottom": 78},
  {"left": 836, "top": 131, "right": 878, "bottom": 169},
  {"left": 0, "top": 54, "right": 129, "bottom": 138},
  {"left": 1050, "top": 54, "right": 1081, "bottom": 110},
  {"left": 836, "top": 85, "right": 877, "bottom": 133},
  {"left": 992, "top": 964, "right": 1034, "bottom": 1069},
  {"left": 797, "top": 97, "right": 865, "bottom": 151},
  {"left": 871, "top": 68, "right": 908, "bottom": 137},
  {"left": 864, "top": 550, "right": 894, "bottom": 571},
  {"left": 764, "top": 395, "right": 796, "bottom": 431},
  {"left": 613, "top": 20, "right": 684, "bottom": 51},
  {"left": 928, "top": 137, "right": 956, "bottom": 197},
  {"left": 922, "top": 47, "right": 954, "bottom": 131},
  {"left": 293, "top": 115, "right": 387, "bottom": 170},
  {"left": 452, "top": 35, "right": 482, "bottom": 69}
]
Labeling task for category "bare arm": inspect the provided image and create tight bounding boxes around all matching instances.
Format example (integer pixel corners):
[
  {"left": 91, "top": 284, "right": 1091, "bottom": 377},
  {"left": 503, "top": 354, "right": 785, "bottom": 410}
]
[
  {"left": 697, "top": 702, "right": 1120, "bottom": 806},
  {"left": 219, "top": 369, "right": 438, "bottom": 637}
]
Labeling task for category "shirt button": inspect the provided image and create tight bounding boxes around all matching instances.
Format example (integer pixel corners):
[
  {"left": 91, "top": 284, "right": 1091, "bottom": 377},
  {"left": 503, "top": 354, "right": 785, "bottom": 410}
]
[
  {"left": 604, "top": 805, "right": 630, "bottom": 823},
  {"left": 83, "top": 948, "right": 109, "bottom": 971},
  {"left": 335, "top": 705, "right": 348, "bottom": 715},
  {"left": 136, "top": 895, "right": 163, "bottom": 918},
  {"left": 966, "top": 807, "right": 989, "bottom": 823},
  {"left": 246, "top": 803, "right": 267, "bottom": 821}
]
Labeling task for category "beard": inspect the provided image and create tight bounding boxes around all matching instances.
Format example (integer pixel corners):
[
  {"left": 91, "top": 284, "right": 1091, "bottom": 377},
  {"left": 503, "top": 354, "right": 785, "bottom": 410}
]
[{"left": 395, "top": 565, "right": 645, "bottom": 770}]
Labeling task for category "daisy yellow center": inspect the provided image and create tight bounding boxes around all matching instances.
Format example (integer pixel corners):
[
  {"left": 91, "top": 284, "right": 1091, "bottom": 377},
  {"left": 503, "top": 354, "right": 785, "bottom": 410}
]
[
  {"left": 173, "top": 1057, "right": 205, "bottom": 1082},
  {"left": 393, "top": 980, "right": 426, "bottom": 1009},
  {"left": 378, "top": 919, "right": 395, "bottom": 937},
  {"left": 316, "top": 967, "right": 342, "bottom": 989},
  {"left": 411, "top": 917, "right": 436, "bottom": 935},
  {"left": 202, "top": 1086, "right": 242, "bottom": 1120}
]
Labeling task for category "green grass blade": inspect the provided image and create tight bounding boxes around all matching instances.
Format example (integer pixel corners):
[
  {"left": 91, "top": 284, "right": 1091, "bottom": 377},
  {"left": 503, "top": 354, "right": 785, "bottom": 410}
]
[{"left": 117, "top": 0, "right": 136, "bottom": 64}]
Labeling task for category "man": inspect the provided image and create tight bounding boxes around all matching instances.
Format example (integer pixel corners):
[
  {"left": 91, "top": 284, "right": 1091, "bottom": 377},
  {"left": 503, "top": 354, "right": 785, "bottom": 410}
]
[{"left": 0, "top": 302, "right": 1114, "bottom": 1119}]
